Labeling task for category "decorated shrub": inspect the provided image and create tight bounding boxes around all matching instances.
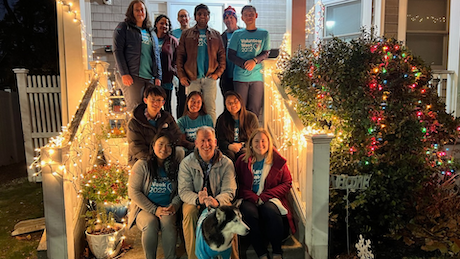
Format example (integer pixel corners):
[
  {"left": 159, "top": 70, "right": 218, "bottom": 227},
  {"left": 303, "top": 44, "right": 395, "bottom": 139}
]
[{"left": 279, "top": 34, "right": 460, "bottom": 256}]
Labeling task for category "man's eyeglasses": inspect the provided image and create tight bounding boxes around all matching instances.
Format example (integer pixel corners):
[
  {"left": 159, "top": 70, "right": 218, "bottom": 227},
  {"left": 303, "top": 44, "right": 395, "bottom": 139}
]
[{"left": 148, "top": 98, "right": 165, "bottom": 104}]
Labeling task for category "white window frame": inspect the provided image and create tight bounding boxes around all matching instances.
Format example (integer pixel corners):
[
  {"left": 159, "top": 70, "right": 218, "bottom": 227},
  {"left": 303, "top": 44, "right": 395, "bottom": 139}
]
[{"left": 321, "top": 0, "right": 373, "bottom": 40}]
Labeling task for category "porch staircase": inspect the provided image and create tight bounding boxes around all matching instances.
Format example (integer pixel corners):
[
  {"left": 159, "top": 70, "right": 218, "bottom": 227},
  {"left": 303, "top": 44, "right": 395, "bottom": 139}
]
[{"left": 121, "top": 226, "right": 306, "bottom": 259}]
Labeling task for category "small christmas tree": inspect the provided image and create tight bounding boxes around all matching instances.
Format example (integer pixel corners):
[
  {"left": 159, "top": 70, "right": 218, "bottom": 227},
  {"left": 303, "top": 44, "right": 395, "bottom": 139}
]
[{"left": 276, "top": 33, "right": 291, "bottom": 73}]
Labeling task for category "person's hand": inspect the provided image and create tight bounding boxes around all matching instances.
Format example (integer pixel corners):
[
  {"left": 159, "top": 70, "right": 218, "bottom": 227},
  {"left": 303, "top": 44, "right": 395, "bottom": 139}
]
[
  {"left": 208, "top": 74, "right": 219, "bottom": 80},
  {"left": 180, "top": 77, "right": 190, "bottom": 87},
  {"left": 198, "top": 187, "right": 209, "bottom": 204},
  {"left": 244, "top": 59, "right": 257, "bottom": 71},
  {"left": 122, "top": 75, "right": 133, "bottom": 86},
  {"left": 155, "top": 206, "right": 173, "bottom": 219},
  {"left": 257, "top": 198, "right": 264, "bottom": 206},
  {"left": 154, "top": 79, "right": 161, "bottom": 86},
  {"left": 164, "top": 205, "right": 176, "bottom": 215},
  {"left": 204, "top": 196, "right": 219, "bottom": 208},
  {"left": 228, "top": 143, "right": 243, "bottom": 153}
]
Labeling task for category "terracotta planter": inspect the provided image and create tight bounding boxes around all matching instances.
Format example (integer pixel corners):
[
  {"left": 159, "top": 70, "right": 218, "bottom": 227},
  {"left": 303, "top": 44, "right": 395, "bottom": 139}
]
[{"left": 85, "top": 223, "right": 125, "bottom": 259}]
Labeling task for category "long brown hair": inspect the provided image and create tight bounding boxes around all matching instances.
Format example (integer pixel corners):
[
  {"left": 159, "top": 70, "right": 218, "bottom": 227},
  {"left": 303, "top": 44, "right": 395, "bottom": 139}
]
[
  {"left": 220, "top": 91, "right": 253, "bottom": 142},
  {"left": 243, "top": 128, "right": 273, "bottom": 164},
  {"left": 124, "top": 0, "right": 152, "bottom": 29}
]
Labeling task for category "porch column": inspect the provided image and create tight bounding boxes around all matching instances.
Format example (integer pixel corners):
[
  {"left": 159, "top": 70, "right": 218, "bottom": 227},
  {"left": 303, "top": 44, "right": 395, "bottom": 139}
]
[
  {"left": 305, "top": 134, "right": 333, "bottom": 259},
  {"left": 287, "top": 0, "right": 307, "bottom": 53},
  {"left": 448, "top": 0, "right": 460, "bottom": 116},
  {"left": 56, "top": 0, "right": 89, "bottom": 126}
]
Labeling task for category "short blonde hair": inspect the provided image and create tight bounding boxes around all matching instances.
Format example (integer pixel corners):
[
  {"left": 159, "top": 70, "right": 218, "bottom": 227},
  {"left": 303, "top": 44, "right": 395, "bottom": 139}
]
[{"left": 243, "top": 128, "right": 273, "bottom": 164}]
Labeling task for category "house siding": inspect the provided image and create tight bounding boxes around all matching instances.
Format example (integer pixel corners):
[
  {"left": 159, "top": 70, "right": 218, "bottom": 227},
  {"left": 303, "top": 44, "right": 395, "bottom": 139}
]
[
  {"left": 89, "top": 0, "right": 287, "bottom": 69},
  {"left": 384, "top": 0, "right": 399, "bottom": 38}
]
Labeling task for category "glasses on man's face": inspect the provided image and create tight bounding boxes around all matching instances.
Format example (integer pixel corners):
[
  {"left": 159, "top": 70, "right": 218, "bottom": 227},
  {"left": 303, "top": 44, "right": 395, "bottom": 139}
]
[{"left": 149, "top": 98, "right": 165, "bottom": 104}]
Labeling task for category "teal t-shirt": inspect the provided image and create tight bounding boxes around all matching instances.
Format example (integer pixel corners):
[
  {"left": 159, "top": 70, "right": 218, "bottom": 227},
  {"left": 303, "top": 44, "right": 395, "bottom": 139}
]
[
  {"left": 225, "top": 31, "right": 236, "bottom": 79},
  {"left": 234, "top": 119, "right": 240, "bottom": 142},
  {"left": 171, "top": 28, "right": 182, "bottom": 39},
  {"left": 228, "top": 28, "right": 270, "bottom": 82},
  {"left": 147, "top": 167, "right": 172, "bottom": 207},
  {"left": 197, "top": 29, "right": 209, "bottom": 79},
  {"left": 139, "top": 28, "right": 155, "bottom": 80},
  {"left": 177, "top": 114, "right": 214, "bottom": 142},
  {"left": 252, "top": 159, "right": 264, "bottom": 193},
  {"left": 158, "top": 37, "right": 164, "bottom": 48}
]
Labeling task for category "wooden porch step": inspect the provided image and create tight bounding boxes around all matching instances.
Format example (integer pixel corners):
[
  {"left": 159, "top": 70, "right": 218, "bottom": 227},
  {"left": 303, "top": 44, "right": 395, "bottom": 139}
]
[
  {"left": 37, "top": 229, "right": 47, "bottom": 259},
  {"left": 121, "top": 226, "right": 306, "bottom": 259}
]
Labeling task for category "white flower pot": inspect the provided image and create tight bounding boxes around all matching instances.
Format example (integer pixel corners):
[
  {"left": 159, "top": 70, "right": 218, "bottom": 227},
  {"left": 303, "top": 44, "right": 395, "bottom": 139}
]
[
  {"left": 101, "top": 138, "right": 128, "bottom": 165},
  {"left": 85, "top": 223, "right": 125, "bottom": 259}
]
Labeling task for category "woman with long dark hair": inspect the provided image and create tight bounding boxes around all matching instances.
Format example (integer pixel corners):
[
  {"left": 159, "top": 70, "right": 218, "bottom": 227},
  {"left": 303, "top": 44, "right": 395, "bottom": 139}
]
[
  {"left": 215, "top": 91, "right": 259, "bottom": 161},
  {"left": 113, "top": 0, "right": 162, "bottom": 112},
  {"left": 128, "top": 131, "right": 183, "bottom": 259},
  {"left": 154, "top": 14, "right": 179, "bottom": 113}
]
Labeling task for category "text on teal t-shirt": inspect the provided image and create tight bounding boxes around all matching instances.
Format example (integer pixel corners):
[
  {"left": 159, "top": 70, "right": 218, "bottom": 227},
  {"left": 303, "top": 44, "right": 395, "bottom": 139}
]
[
  {"left": 252, "top": 159, "right": 264, "bottom": 193},
  {"left": 147, "top": 167, "right": 172, "bottom": 207},
  {"left": 177, "top": 114, "right": 214, "bottom": 142},
  {"left": 228, "top": 28, "right": 270, "bottom": 82},
  {"left": 139, "top": 28, "right": 155, "bottom": 80},
  {"left": 197, "top": 29, "right": 209, "bottom": 79}
]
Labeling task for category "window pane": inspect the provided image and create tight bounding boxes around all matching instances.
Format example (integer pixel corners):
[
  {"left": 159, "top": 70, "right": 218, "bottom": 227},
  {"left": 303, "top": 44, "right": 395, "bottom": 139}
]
[
  {"left": 406, "top": 34, "right": 444, "bottom": 67},
  {"left": 325, "top": 0, "right": 361, "bottom": 37},
  {"left": 407, "top": 0, "right": 447, "bottom": 31}
]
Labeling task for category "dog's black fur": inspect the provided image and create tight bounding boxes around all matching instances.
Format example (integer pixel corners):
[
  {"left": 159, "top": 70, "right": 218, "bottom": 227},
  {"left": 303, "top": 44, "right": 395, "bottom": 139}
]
[{"left": 201, "top": 205, "right": 250, "bottom": 252}]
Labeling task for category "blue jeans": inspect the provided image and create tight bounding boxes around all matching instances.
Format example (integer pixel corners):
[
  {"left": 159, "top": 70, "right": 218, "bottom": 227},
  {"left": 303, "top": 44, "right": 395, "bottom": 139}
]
[
  {"left": 187, "top": 77, "right": 217, "bottom": 124},
  {"left": 136, "top": 210, "right": 177, "bottom": 259},
  {"left": 234, "top": 81, "right": 264, "bottom": 118}
]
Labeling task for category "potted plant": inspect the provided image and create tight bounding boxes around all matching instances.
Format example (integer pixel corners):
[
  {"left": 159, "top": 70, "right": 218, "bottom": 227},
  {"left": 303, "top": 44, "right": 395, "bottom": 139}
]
[
  {"left": 80, "top": 164, "right": 129, "bottom": 258},
  {"left": 83, "top": 205, "right": 125, "bottom": 259}
]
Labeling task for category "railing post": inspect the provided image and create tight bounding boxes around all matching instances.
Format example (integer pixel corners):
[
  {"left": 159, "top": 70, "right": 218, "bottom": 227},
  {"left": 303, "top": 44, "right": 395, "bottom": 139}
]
[
  {"left": 41, "top": 145, "right": 71, "bottom": 259},
  {"left": 13, "top": 68, "right": 39, "bottom": 182},
  {"left": 304, "top": 134, "right": 333, "bottom": 259}
]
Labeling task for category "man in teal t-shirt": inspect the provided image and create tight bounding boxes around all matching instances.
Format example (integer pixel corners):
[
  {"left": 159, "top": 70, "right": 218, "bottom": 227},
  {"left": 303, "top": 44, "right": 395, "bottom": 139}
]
[{"left": 228, "top": 5, "right": 270, "bottom": 119}]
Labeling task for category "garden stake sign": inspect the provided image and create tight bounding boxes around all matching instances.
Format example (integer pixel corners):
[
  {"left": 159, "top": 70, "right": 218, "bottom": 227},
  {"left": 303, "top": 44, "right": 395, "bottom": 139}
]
[{"left": 331, "top": 174, "right": 372, "bottom": 255}]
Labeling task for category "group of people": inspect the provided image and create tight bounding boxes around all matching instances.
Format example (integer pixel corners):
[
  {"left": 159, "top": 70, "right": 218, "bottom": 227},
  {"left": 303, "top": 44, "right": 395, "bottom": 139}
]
[
  {"left": 113, "top": 1, "right": 290, "bottom": 259},
  {"left": 113, "top": 1, "right": 270, "bottom": 122}
]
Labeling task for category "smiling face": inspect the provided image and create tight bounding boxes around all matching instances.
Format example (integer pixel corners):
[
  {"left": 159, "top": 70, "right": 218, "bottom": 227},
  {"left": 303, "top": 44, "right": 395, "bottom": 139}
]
[
  {"left": 133, "top": 2, "right": 146, "bottom": 27},
  {"left": 177, "top": 10, "right": 190, "bottom": 27},
  {"left": 187, "top": 94, "right": 202, "bottom": 114},
  {"left": 155, "top": 17, "right": 170, "bottom": 36},
  {"left": 153, "top": 136, "right": 172, "bottom": 162},
  {"left": 224, "top": 15, "right": 238, "bottom": 32},
  {"left": 252, "top": 132, "right": 269, "bottom": 158},
  {"left": 144, "top": 93, "right": 165, "bottom": 117},
  {"left": 225, "top": 95, "right": 241, "bottom": 117},
  {"left": 195, "top": 8, "right": 210, "bottom": 29},
  {"left": 195, "top": 128, "right": 217, "bottom": 162}
]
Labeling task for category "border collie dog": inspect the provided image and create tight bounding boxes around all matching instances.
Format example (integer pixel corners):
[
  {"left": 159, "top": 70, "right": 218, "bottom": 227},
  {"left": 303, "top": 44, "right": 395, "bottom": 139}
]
[{"left": 195, "top": 206, "right": 250, "bottom": 259}]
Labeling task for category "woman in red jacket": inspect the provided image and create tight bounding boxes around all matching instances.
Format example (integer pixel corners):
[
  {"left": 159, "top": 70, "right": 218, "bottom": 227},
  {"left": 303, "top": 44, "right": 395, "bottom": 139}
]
[{"left": 235, "top": 128, "right": 295, "bottom": 259}]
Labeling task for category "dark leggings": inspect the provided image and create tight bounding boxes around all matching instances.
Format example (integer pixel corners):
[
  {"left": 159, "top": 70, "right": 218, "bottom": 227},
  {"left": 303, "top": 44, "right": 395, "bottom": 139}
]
[
  {"left": 240, "top": 200, "right": 284, "bottom": 257},
  {"left": 163, "top": 88, "right": 172, "bottom": 114}
]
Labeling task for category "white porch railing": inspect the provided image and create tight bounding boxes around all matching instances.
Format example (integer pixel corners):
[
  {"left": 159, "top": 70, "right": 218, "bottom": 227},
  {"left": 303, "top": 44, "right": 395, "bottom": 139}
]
[
  {"left": 14, "top": 69, "right": 62, "bottom": 182},
  {"left": 40, "top": 61, "right": 110, "bottom": 259},
  {"left": 263, "top": 59, "right": 332, "bottom": 259},
  {"left": 431, "top": 70, "right": 457, "bottom": 117}
]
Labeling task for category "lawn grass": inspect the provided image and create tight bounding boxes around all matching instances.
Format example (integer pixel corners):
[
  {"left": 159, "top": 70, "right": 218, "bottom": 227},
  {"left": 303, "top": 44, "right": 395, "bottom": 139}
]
[{"left": 0, "top": 178, "right": 44, "bottom": 259}]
